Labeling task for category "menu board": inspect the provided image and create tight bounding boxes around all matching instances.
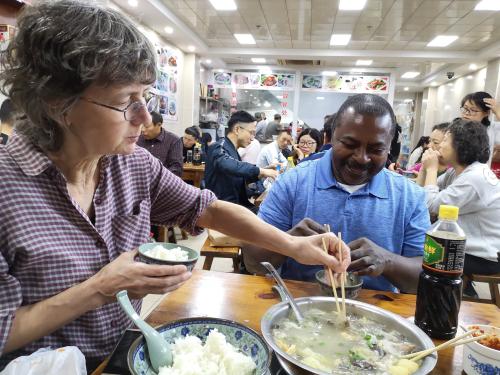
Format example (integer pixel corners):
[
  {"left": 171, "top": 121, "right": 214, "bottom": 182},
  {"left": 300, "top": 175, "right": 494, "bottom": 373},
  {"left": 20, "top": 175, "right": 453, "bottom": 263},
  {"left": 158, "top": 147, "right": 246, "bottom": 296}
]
[
  {"left": 301, "top": 74, "right": 389, "bottom": 93},
  {"left": 0, "top": 25, "right": 16, "bottom": 52},
  {"left": 212, "top": 72, "right": 295, "bottom": 90},
  {"left": 147, "top": 46, "right": 181, "bottom": 121}
]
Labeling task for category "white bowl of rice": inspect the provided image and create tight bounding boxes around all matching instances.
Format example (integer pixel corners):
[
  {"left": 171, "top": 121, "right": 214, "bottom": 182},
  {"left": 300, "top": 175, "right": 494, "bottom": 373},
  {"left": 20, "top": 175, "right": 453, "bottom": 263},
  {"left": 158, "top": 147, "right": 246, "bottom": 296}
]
[{"left": 138, "top": 242, "right": 199, "bottom": 271}]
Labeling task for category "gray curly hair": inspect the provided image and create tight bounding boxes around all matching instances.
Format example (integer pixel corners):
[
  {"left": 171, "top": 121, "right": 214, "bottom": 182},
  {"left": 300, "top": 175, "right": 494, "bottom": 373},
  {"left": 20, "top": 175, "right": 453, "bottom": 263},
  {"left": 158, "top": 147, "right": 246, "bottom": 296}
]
[{"left": 0, "top": 0, "right": 157, "bottom": 151}]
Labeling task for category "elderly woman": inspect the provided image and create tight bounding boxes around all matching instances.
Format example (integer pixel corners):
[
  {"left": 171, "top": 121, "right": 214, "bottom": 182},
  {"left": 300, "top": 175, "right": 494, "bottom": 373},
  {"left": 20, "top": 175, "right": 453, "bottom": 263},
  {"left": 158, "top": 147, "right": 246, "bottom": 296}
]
[
  {"left": 0, "top": 1, "right": 349, "bottom": 371},
  {"left": 420, "top": 119, "right": 500, "bottom": 295}
]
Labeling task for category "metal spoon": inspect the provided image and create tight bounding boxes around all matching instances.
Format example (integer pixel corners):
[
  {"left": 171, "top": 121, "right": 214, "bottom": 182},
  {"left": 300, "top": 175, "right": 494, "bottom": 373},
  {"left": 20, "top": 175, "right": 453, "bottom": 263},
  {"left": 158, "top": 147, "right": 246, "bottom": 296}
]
[
  {"left": 261, "top": 262, "right": 304, "bottom": 323},
  {"left": 116, "top": 290, "right": 173, "bottom": 371}
]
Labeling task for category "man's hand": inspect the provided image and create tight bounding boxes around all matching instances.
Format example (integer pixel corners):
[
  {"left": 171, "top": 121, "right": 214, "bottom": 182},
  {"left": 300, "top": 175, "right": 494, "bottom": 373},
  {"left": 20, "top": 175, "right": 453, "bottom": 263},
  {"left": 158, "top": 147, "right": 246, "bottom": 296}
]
[
  {"left": 287, "top": 218, "right": 326, "bottom": 236},
  {"left": 259, "top": 168, "right": 279, "bottom": 179},
  {"left": 347, "top": 237, "right": 394, "bottom": 277}
]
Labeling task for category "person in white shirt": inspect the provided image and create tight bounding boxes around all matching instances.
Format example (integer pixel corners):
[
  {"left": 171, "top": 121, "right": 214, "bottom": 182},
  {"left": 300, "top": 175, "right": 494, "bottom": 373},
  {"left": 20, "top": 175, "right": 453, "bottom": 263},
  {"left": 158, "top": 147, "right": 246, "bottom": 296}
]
[
  {"left": 420, "top": 119, "right": 500, "bottom": 296},
  {"left": 459, "top": 91, "right": 500, "bottom": 166},
  {"left": 256, "top": 130, "right": 292, "bottom": 169},
  {"left": 407, "top": 136, "right": 430, "bottom": 169},
  {"left": 238, "top": 138, "right": 261, "bottom": 165}
]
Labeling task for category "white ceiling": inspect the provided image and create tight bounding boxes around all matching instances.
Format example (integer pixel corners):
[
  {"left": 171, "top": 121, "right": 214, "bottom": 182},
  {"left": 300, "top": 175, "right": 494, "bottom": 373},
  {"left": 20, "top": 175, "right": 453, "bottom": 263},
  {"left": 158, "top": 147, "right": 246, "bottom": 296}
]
[{"left": 113, "top": 0, "right": 500, "bottom": 90}]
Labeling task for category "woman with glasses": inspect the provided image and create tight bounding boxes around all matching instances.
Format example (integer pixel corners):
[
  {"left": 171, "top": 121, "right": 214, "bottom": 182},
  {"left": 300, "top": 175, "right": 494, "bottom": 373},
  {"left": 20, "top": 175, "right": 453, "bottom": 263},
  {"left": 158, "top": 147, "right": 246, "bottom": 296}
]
[
  {"left": 420, "top": 119, "right": 500, "bottom": 296},
  {"left": 293, "top": 128, "right": 323, "bottom": 163},
  {"left": 459, "top": 91, "right": 500, "bottom": 165},
  {"left": 0, "top": 1, "right": 349, "bottom": 371}
]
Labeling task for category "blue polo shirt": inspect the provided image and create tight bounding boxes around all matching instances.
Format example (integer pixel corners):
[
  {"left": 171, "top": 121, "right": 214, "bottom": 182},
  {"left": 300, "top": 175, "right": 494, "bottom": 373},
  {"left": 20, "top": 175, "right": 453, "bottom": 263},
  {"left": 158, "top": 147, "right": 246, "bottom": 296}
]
[{"left": 258, "top": 149, "right": 430, "bottom": 292}]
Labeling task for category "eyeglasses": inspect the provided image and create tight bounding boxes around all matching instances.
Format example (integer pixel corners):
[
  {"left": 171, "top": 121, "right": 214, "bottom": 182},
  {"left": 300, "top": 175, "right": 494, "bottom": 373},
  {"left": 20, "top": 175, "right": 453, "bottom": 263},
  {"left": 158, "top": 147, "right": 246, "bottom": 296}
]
[
  {"left": 239, "top": 126, "right": 256, "bottom": 136},
  {"left": 460, "top": 106, "right": 483, "bottom": 115},
  {"left": 80, "top": 97, "right": 147, "bottom": 122},
  {"left": 298, "top": 141, "right": 317, "bottom": 147}
]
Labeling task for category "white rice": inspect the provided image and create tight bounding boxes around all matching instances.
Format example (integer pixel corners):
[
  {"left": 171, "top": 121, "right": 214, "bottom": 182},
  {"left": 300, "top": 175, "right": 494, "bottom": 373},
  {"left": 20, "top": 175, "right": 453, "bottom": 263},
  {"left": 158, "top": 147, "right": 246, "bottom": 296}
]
[
  {"left": 145, "top": 245, "right": 189, "bottom": 261},
  {"left": 158, "top": 329, "right": 256, "bottom": 375}
]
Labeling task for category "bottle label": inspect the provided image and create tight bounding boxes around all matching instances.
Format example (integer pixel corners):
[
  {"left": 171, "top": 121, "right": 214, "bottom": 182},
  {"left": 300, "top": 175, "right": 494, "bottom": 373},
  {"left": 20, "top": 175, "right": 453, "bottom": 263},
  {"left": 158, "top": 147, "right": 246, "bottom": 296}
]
[{"left": 423, "top": 234, "right": 465, "bottom": 275}]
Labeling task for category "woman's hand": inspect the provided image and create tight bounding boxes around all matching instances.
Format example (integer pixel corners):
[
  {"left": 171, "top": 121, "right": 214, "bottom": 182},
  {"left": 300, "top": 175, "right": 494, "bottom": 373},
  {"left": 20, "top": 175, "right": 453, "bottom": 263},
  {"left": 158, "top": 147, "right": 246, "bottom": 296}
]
[
  {"left": 290, "top": 232, "right": 350, "bottom": 274},
  {"left": 91, "top": 250, "right": 192, "bottom": 301},
  {"left": 421, "top": 149, "right": 440, "bottom": 171},
  {"left": 293, "top": 144, "right": 304, "bottom": 160},
  {"left": 483, "top": 97, "right": 500, "bottom": 120}
]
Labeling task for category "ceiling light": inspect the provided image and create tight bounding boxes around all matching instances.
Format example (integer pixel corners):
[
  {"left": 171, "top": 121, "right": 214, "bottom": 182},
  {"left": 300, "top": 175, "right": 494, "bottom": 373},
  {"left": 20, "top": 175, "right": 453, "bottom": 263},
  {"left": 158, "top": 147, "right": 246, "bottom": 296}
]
[
  {"left": 276, "top": 95, "right": 283, "bottom": 99},
  {"left": 200, "top": 68, "right": 205, "bottom": 72},
  {"left": 263, "top": 101, "right": 271, "bottom": 107},
  {"left": 404, "top": 87, "right": 409, "bottom": 91},
  {"left": 217, "top": 69, "right": 225, "bottom": 73},
  {"left": 316, "top": 96, "right": 325, "bottom": 100},
  {"left": 475, "top": 0, "right": 500, "bottom": 11},
  {"left": 164, "top": 26, "right": 173, "bottom": 34},
  {"left": 208, "top": 0, "right": 237, "bottom": 11},
  {"left": 234, "top": 33, "right": 256, "bottom": 45},
  {"left": 339, "top": 0, "right": 367, "bottom": 10},
  {"left": 356, "top": 60, "right": 372, "bottom": 66},
  {"left": 187, "top": 46, "right": 196, "bottom": 52},
  {"left": 251, "top": 58, "right": 266, "bottom": 63},
  {"left": 322, "top": 71, "right": 338, "bottom": 76},
  {"left": 427, "top": 35, "right": 458, "bottom": 47},
  {"left": 128, "top": 0, "right": 138, "bottom": 6},
  {"left": 466, "top": 75, "right": 474, "bottom": 79},
  {"left": 330, "top": 34, "right": 351, "bottom": 46},
  {"left": 469, "top": 63, "right": 478, "bottom": 70},
  {"left": 401, "top": 71, "right": 420, "bottom": 79},
  {"left": 257, "top": 103, "right": 261, "bottom": 107},
  {"left": 351, "top": 68, "right": 364, "bottom": 73},
  {"left": 431, "top": 81, "right": 438, "bottom": 86},
  {"left": 404, "top": 99, "right": 413, "bottom": 102},
  {"left": 205, "top": 59, "right": 212, "bottom": 64}
]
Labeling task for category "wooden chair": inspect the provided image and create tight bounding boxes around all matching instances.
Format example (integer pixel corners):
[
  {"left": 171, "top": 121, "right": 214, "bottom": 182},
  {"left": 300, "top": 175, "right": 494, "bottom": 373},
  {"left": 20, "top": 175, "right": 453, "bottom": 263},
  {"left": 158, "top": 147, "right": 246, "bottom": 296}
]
[
  {"left": 463, "top": 273, "right": 500, "bottom": 308},
  {"left": 200, "top": 237, "right": 241, "bottom": 273}
]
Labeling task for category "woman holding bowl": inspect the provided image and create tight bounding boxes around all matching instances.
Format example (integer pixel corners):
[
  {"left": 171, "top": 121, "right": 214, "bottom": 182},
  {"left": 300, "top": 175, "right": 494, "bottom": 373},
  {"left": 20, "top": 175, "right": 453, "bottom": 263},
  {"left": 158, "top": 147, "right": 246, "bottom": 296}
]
[{"left": 0, "top": 1, "right": 349, "bottom": 371}]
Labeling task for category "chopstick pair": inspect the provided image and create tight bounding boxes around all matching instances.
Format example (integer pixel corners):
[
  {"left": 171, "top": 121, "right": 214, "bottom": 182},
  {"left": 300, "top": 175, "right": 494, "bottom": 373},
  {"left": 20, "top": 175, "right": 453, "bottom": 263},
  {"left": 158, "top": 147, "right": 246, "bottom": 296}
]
[
  {"left": 401, "top": 329, "right": 488, "bottom": 361},
  {"left": 321, "top": 224, "right": 347, "bottom": 321}
]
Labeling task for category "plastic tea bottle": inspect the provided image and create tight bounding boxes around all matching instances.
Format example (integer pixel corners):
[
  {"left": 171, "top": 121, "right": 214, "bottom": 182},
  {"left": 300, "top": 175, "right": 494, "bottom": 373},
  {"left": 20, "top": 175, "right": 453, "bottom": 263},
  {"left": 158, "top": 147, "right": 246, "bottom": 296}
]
[
  {"left": 193, "top": 145, "right": 202, "bottom": 165},
  {"left": 414, "top": 205, "right": 466, "bottom": 340},
  {"left": 287, "top": 156, "right": 295, "bottom": 170}
]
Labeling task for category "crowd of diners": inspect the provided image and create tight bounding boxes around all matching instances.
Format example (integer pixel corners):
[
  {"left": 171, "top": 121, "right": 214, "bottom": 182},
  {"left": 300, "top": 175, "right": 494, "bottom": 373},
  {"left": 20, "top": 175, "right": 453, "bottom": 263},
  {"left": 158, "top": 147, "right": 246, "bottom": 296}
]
[{"left": 0, "top": 0, "right": 498, "bottom": 373}]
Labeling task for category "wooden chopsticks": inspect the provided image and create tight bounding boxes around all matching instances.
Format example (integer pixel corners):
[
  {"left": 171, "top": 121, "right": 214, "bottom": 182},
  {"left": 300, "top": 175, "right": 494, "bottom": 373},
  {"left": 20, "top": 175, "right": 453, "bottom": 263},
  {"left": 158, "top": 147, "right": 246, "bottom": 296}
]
[
  {"left": 401, "top": 329, "right": 488, "bottom": 361},
  {"left": 322, "top": 224, "right": 346, "bottom": 321}
]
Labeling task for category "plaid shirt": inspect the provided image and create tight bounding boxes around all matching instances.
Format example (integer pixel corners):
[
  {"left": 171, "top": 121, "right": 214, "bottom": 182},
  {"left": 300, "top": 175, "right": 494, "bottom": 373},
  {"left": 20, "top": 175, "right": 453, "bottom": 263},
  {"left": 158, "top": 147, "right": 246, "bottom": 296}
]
[
  {"left": 0, "top": 133, "right": 216, "bottom": 366},
  {"left": 137, "top": 128, "right": 183, "bottom": 177}
]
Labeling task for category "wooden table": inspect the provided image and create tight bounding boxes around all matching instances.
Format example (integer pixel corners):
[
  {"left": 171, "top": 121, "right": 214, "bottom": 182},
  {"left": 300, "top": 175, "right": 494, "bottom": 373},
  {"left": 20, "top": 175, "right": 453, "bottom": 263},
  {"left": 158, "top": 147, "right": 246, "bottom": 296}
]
[
  {"left": 93, "top": 271, "right": 499, "bottom": 375},
  {"left": 181, "top": 163, "right": 205, "bottom": 188}
]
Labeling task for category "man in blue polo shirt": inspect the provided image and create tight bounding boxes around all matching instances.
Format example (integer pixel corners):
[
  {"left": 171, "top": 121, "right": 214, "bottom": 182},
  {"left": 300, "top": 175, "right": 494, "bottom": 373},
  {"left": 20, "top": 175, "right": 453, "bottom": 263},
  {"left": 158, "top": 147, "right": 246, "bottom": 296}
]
[{"left": 243, "top": 94, "right": 430, "bottom": 293}]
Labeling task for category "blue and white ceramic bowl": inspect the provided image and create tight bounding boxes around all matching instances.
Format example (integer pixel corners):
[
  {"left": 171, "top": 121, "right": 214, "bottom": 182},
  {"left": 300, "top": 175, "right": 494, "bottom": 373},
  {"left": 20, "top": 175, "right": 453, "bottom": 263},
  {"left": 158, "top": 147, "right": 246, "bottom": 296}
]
[
  {"left": 127, "top": 317, "right": 272, "bottom": 375},
  {"left": 462, "top": 324, "right": 500, "bottom": 375}
]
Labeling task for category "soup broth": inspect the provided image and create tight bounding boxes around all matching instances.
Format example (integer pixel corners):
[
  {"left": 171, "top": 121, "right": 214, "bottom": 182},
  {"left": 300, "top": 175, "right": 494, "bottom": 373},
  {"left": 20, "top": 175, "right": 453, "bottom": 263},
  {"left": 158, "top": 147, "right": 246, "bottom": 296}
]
[{"left": 272, "top": 308, "right": 418, "bottom": 374}]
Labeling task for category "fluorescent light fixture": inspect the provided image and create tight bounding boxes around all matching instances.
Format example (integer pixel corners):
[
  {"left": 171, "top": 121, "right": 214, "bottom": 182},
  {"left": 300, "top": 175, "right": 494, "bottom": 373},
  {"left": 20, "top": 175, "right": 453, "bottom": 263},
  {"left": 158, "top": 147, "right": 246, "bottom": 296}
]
[
  {"left": 128, "top": 0, "right": 138, "bottom": 7},
  {"left": 264, "top": 101, "right": 271, "bottom": 107},
  {"left": 276, "top": 95, "right": 283, "bottom": 99},
  {"left": 475, "top": 0, "right": 500, "bottom": 11},
  {"left": 466, "top": 75, "right": 474, "bottom": 79},
  {"left": 200, "top": 68, "right": 205, "bottom": 72},
  {"left": 217, "top": 69, "right": 225, "bottom": 73},
  {"left": 351, "top": 68, "right": 364, "bottom": 73},
  {"left": 251, "top": 58, "right": 266, "bottom": 63},
  {"left": 234, "top": 33, "right": 256, "bottom": 45},
  {"left": 339, "top": 0, "right": 367, "bottom": 10},
  {"left": 205, "top": 59, "right": 212, "bottom": 64},
  {"left": 257, "top": 103, "right": 261, "bottom": 107},
  {"left": 330, "top": 34, "right": 351, "bottom": 46},
  {"left": 164, "top": 26, "right": 173, "bottom": 34},
  {"left": 401, "top": 71, "right": 420, "bottom": 79},
  {"left": 469, "top": 63, "right": 478, "bottom": 70},
  {"left": 208, "top": 0, "right": 237, "bottom": 11},
  {"left": 431, "top": 81, "right": 438, "bottom": 86},
  {"left": 427, "top": 35, "right": 458, "bottom": 47},
  {"left": 404, "top": 99, "right": 413, "bottom": 102},
  {"left": 316, "top": 96, "right": 325, "bottom": 100},
  {"left": 356, "top": 59, "right": 372, "bottom": 66},
  {"left": 404, "top": 87, "right": 409, "bottom": 91},
  {"left": 322, "top": 71, "right": 338, "bottom": 76},
  {"left": 187, "top": 45, "right": 196, "bottom": 52}
]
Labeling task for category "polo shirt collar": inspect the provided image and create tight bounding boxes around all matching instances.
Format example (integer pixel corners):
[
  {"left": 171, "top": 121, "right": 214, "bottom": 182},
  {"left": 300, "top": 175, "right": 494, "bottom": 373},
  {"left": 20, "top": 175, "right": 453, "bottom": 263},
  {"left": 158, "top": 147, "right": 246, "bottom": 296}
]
[{"left": 316, "top": 149, "right": 388, "bottom": 199}]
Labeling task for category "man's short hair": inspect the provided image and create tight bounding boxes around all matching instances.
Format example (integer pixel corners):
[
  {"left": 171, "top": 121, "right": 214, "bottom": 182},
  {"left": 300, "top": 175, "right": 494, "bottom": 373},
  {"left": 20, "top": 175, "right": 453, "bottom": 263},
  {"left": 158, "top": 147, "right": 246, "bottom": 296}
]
[
  {"left": 333, "top": 94, "right": 396, "bottom": 137},
  {"left": 323, "top": 113, "right": 336, "bottom": 143},
  {"left": 254, "top": 112, "right": 262, "bottom": 121},
  {"left": 184, "top": 126, "right": 199, "bottom": 139},
  {"left": 150, "top": 111, "right": 163, "bottom": 126},
  {"left": 274, "top": 113, "right": 281, "bottom": 121},
  {"left": 228, "top": 110, "right": 256, "bottom": 132},
  {"left": 432, "top": 122, "right": 450, "bottom": 132}
]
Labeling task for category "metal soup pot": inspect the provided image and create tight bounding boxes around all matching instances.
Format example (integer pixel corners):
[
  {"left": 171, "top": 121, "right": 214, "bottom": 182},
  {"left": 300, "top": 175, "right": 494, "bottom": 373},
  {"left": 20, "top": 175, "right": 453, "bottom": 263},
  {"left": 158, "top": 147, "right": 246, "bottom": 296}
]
[{"left": 261, "top": 296, "right": 437, "bottom": 375}]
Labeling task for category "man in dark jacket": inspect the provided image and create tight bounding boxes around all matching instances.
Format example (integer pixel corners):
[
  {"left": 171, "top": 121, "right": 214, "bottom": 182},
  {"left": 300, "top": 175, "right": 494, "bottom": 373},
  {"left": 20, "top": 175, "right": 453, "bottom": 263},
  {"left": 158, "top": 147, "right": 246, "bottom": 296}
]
[{"left": 205, "top": 111, "right": 278, "bottom": 211}]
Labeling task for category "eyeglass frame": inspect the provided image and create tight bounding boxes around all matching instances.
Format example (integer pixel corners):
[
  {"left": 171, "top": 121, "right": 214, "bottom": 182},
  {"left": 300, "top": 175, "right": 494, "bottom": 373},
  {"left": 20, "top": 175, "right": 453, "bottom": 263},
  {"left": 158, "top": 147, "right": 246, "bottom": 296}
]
[
  {"left": 238, "top": 125, "right": 256, "bottom": 136},
  {"left": 80, "top": 97, "right": 147, "bottom": 122},
  {"left": 298, "top": 140, "right": 317, "bottom": 147},
  {"left": 460, "top": 106, "right": 484, "bottom": 115}
]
